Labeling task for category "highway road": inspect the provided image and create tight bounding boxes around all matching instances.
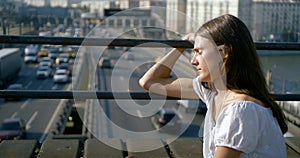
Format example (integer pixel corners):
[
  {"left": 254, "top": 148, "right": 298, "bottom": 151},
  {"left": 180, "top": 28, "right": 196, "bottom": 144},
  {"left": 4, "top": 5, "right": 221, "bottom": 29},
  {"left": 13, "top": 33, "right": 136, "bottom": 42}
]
[
  {"left": 86, "top": 27, "right": 206, "bottom": 141},
  {"left": 0, "top": 60, "right": 70, "bottom": 142},
  {"left": 0, "top": 27, "right": 204, "bottom": 145}
]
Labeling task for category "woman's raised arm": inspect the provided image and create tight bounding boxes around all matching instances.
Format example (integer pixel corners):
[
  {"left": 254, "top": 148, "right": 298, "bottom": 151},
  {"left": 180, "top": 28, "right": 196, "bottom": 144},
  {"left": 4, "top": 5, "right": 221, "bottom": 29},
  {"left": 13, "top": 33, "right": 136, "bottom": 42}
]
[{"left": 139, "top": 48, "right": 198, "bottom": 99}]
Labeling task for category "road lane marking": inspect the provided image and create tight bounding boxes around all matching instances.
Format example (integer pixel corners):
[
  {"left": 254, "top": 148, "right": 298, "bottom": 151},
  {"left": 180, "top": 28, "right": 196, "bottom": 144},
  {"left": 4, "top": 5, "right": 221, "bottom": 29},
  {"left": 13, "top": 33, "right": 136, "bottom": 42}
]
[
  {"left": 10, "top": 112, "right": 18, "bottom": 118},
  {"left": 25, "top": 81, "right": 32, "bottom": 89},
  {"left": 137, "top": 110, "right": 143, "bottom": 118},
  {"left": 52, "top": 84, "right": 58, "bottom": 90},
  {"left": 38, "top": 80, "right": 48, "bottom": 90},
  {"left": 39, "top": 99, "right": 65, "bottom": 143},
  {"left": 21, "top": 100, "right": 30, "bottom": 109},
  {"left": 26, "top": 111, "right": 38, "bottom": 130}
]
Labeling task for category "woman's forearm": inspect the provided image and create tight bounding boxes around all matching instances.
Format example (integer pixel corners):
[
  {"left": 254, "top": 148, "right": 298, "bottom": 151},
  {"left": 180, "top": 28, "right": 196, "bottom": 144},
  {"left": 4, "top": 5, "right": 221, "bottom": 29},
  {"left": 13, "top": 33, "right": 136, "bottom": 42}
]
[{"left": 139, "top": 48, "right": 185, "bottom": 90}]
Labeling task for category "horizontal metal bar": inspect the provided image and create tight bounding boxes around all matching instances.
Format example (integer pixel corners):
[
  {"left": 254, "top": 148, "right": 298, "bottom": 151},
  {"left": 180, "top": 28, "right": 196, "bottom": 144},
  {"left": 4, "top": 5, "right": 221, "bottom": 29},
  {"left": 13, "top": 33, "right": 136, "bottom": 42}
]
[
  {"left": 0, "top": 90, "right": 299, "bottom": 101},
  {"left": 1, "top": 35, "right": 300, "bottom": 50},
  {"left": 255, "top": 42, "right": 300, "bottom": 50},
  {"left": 0, "top": 35, "right": 193, "bottom": 48},
  {"left": 0, "top": 90, "right": 178, "bottom": 100}
]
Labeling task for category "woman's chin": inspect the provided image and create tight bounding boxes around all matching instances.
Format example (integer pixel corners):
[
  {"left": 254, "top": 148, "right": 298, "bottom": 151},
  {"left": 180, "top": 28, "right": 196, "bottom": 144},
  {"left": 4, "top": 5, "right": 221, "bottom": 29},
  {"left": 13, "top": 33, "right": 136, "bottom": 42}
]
[{"left": 198, "top": 76, "right": 210, "bottom": 82}]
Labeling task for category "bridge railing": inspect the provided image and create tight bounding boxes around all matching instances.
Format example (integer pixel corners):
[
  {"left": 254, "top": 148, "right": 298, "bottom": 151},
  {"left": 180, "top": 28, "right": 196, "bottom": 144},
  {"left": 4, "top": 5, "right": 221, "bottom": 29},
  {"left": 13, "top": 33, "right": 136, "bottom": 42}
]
[
  {"left": 1, "top": 35, "right": 300, "bottom": 158},
  {"left": 1, "top": 35, "right": 300, "bottom": 100}
]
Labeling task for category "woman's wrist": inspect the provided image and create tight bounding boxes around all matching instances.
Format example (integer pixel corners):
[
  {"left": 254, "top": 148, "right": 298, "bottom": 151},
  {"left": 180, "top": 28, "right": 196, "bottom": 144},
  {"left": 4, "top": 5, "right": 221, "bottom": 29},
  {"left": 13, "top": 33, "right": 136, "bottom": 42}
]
[{"left": 176, "top": 48, "right": 186, "bottom": 53}]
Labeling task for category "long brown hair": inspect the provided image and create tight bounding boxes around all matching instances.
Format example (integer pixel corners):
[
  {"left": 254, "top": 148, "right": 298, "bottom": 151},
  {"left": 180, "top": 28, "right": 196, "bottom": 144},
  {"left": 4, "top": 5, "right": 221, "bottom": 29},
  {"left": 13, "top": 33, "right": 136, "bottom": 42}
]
[{"left": 196, "top": 14, "right": 287, "bottom": 134}]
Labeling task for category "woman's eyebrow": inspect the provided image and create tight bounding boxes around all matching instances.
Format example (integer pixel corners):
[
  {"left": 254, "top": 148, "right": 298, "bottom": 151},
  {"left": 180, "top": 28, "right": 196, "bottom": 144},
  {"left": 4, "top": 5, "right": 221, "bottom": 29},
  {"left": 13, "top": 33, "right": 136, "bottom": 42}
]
[{"left": 192, "top": 47, "right": 200, "bottom": 51}]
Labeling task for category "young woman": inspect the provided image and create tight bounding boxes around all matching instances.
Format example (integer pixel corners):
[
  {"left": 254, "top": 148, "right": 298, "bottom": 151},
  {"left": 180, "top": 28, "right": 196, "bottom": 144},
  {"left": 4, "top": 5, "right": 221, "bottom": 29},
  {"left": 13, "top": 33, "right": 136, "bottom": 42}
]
[{"left": 139, "top": 14, "right": 287, "bottom": 158}]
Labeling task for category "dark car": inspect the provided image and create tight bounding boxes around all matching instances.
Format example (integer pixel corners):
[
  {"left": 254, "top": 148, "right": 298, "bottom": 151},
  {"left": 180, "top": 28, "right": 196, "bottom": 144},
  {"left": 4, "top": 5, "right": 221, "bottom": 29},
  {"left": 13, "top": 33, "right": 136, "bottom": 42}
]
[
  {"left": 151, "top": 108, "right": 182, "bottom": 133},
  {"left": 99, "top": 57, "right": 112, "bottom": 68},
  {"left": 5, "top": 84, "right": 24, "bottom": 101},
  {"left": 0, "top": 118, "right": 26, "bottom": 141},
  {"left": 124, "top": 53, "right": 135, "bottom": 60},
  {"left": 58, "top": 63, "right": 72, "bottom": 76}
]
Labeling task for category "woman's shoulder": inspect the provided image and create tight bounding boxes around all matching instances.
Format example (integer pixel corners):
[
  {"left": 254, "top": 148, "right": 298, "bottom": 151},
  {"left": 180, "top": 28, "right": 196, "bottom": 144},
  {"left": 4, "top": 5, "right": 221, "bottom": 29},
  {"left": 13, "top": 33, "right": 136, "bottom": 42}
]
[
  {"left": 216, "top": 100, "right": 272, "bottom": 130},
  {"left": 222, "top": 93, "right": 267, "bottom": 111},
  {"left": 221, "top": 100, "right": 271, "bottom": 117}
]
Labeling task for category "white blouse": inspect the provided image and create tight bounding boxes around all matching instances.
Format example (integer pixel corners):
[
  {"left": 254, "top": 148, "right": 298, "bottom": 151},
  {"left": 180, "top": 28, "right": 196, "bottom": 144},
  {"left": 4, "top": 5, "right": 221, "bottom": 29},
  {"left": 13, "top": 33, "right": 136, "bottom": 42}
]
[{"left": 193, "top": 77, "right": 287, "bottom": 158}]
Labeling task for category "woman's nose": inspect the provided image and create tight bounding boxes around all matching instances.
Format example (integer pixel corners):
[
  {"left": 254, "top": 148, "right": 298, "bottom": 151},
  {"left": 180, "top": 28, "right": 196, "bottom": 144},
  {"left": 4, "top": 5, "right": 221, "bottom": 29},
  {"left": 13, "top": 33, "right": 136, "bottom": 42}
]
[{"left": 190, "top": 54, "right": 198, "bottom": 65}]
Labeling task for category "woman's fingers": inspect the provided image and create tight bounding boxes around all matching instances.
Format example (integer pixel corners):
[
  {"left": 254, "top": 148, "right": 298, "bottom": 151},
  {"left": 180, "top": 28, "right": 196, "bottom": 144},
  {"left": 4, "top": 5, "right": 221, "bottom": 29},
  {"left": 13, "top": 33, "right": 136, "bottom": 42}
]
[{"left": 182, "top": 33, "right": 195, "bottom": 42}]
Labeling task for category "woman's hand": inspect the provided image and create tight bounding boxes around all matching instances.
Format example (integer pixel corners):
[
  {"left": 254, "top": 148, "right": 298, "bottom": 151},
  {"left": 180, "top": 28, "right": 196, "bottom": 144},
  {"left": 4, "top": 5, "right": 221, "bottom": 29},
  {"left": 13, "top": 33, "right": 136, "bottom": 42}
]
[
  {"left": 177, "top": 33, "right": 195, "bottom": 52},
  {"left": 182, "top": 32, "right": 196, "bottom": 42}
]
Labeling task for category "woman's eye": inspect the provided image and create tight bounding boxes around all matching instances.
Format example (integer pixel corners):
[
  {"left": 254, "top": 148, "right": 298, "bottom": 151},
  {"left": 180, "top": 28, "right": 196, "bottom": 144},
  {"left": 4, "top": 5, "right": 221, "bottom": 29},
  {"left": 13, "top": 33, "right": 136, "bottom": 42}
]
[{"left": 193, "top": 49, "right": 202, "bottom": 55}]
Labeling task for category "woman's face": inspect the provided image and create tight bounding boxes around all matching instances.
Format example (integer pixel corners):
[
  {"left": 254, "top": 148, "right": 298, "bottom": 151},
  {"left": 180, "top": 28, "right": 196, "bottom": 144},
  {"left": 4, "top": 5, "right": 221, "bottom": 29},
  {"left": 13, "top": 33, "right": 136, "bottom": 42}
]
[{"left": 191, "top": 36, "right": 223, "bottom": 82}]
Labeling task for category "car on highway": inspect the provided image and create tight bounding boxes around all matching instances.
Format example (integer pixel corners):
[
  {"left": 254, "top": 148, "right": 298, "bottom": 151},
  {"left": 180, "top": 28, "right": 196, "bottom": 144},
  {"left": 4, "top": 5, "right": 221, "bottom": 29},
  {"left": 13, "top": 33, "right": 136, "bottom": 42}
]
[
  {"left": 124, "top": 53, "right": 135, "bottom": 60},
  {"left": 5, "top": 83, "right": 24, "bottom": 101},
  {"left": 36, "top": 66, "right": 52, "bottom": 79},
  {"left": 24, "top": 45, "right": 39, "bottom": 56},
  {"left": 55, "top": 53, "right": 69, "bottom": 66},
  {"left": 24, "top": 52, "right": 38, "bottom": 64},
  {"left": 0, "top": 118, "right": 26, "bottom": 141},
  {"left": 38, "top": 45, "right": 55, "bottom": 57},
  {"left": 39, "top": 57, "right": 52, "bottom": 67},
  {"left": 57, "top": 63, "right": 72, "bottom": 76},
  {"left": 38, "top": 49, "right": 49, "bottom": 57},
  {"left": 151, "top": 108, "right": 182, "bottom": 134},
  {"left": 66, "top": 46, "right": 79, "bottom": 59},
  {"left": 48, "top": 51, "right": 59, "bottom": 60},
  {"left": 6, "top": 83, "right": 24, "bottom": 90},
  {"left": 53, "top": 69, "right": 68, "bottom": 83},
  {"left": 99, "top": 57, "right": 112, "bottom": 68}
]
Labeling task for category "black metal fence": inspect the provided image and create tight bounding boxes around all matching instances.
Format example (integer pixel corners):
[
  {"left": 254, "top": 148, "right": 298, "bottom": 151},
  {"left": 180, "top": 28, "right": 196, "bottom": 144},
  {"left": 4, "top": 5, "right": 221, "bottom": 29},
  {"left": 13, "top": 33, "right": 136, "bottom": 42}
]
[
  {"left": 1, "top": 35, "right": 300, "bottom": 101},
  {"left": 1, "top": 35, "right": 300, "bottom": 49}
]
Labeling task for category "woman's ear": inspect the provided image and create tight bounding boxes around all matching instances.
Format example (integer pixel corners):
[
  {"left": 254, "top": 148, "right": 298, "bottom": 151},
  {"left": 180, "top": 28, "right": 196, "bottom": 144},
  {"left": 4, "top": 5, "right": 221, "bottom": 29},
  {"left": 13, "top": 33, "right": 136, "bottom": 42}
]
[
  {"left": 223, "top": 51, "right": 229, "bottom": 60},
  {"left": 217, "top": 44, "right": 228, "bottom": 60}
]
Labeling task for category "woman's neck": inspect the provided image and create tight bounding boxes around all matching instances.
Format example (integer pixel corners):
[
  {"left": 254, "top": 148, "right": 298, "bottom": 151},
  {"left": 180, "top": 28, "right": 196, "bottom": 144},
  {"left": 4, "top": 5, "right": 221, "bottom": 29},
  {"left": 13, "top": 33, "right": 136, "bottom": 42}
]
[{"left": 212, "top": 76, "right": 227, "bottom": 92}]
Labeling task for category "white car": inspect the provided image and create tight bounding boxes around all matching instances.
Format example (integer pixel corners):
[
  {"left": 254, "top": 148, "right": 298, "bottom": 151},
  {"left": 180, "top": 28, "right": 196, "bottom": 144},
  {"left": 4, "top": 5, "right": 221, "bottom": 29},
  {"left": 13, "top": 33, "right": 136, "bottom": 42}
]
[
  {"left": 24, "top": 53, "right": 38, "bottom": 64},
  {"left": 24, "top": 45, "right": 39, "bottom": 55},
  {"left": 53, "top": 69, "right": 68, "bottom": 83},
  {"left": 39, "top": 61, "right": 51, "bottom": 67},
  {"left": 36, "top": 66, "right": 52, "bottom": 79},
  {"left": 40, "top": 57, "right": 52, "bottom": 67}
]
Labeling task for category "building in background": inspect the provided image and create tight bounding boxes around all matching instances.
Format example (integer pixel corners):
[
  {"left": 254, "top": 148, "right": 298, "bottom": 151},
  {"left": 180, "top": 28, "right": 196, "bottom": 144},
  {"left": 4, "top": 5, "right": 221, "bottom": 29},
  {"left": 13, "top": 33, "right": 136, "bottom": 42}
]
[
  {"left": 85, "top": 0, "right": 118, "bottom": 17},
  {"left": 50, "top": 0, "right": 70, "bottom": 8},
  {"left": 15, "top": 0, "right": 300, "bottom": 42},
  {"left": 92, "top": 0, "right": 167, "bottom": 39},
  {"left": 186, "top": 0, "right": 238, "bottom": 33},
  {"left": 165, "top": 0, "right": 187, "bottom": 35},
  {"left": 166, "top": 0, "right": 238, "bottom": 35},
  {"left": 166, "top": 0, "right": 299, "bottom": 42},
  {"left": 119, "top": 0, "right": 152, "bottom": 9},
  {"left": 24, "top": 0, "right": 50, "bottom": 7},
  {"left": 24, "top": 0, "right": 70, "bottom": 8},
  {"left": 239, "top": 0, "right": 300, "bottom": 42}
]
